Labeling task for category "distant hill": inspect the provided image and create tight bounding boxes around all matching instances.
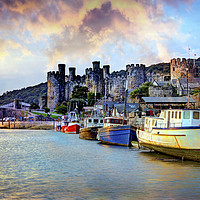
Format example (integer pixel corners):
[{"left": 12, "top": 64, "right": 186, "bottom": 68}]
[
  {"left": 0, "top": 82, "right": 47, "bottom": 106},
  {"left": 146, "top": 63, "right": 170, "bottom": 74}
]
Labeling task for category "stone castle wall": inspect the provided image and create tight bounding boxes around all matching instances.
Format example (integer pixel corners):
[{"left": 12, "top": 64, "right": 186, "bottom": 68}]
[
  {"left": 170, "top": 58, "right": 199, "bottom": 82},
  {"left": 47, "top": 61, "right": 146, "bottom": 109}
]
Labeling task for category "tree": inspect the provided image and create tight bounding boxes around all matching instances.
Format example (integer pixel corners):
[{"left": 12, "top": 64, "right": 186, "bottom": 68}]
[
  {"left": 130, "top": 82, "right": 153, "bottom": 99},
  {"left": 87, "top": 92, "right": 95, "bottom": 106},
  {"left": 72, "top": 85, "right": 89, "bottom": 100},
  {"left": 69, "top": 98, "right": 86, "bottom": 113},
  {"left": 55, "top": 104, "right": 68, "bottom": 115},
  {"left": 44, "top": 107, "right": 50, "bottom": 116}
]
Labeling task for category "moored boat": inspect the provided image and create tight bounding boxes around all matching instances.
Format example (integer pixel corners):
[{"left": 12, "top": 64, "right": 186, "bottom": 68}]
[
  {"left": 97, "top": 117, "right": 137, "bottom": 146},
  {"left": 79, "top": 115, "right": 104, "bottom": 140},
  {"left": 137, "top": 109, "right": 200, "bottom": 161},
  {"left": 55, "top": 111, "right": 81, "bottom": 134}
]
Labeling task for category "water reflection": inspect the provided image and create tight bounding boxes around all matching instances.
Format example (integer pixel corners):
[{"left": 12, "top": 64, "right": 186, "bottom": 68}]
[{"left": 0, "top": 130, "right": 200, "bottom": 199}]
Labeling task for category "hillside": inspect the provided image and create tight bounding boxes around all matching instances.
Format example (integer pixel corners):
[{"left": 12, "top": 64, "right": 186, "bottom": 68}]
[
  {"left": 146, "top": 62, "right": 170, "bottom": 74},
  {"left": 0, "top": 82, "right": 47, "bottom": 106}
]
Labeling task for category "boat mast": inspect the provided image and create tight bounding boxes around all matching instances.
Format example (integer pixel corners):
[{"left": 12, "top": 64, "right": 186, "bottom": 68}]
[
  {"left": 187, "top": 47, "right": 190, "bottom": 109},
  {"left": 123, "top": 70, "right": 128, "bottom": 120}
]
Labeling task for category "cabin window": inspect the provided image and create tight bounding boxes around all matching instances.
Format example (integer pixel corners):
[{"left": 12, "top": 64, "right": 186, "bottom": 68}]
[
  {"left": 145, "top": 119, "right": 148, "bottom": 125},
  {"left": 183, "top": 111, "right": 190, "bottom": 119},
  {"left": 175, "top": 111, "right": 178, "bottom": 119},
  {"left": 104, "top": 119, "right": 107, "bottom": 123},
  {"left": 88, "top": 119, "right": 92, "bottom": 123},
  {"left": 172, "top": 111, "right": 174, "bottom": 119},
  {"left": 120, "top": 120, "right": 123, "bottom": 124},
  {"left": 94, "top": 119, "right": 98, "bottom": 124},
  {"left": 100, "top": 120, "right": 103, "bottom": 123},
  {"left": 111, "top": 119, "right": 115, "bottom": 123},
  {"left": 164, "top": 111, "right": 166, "bottom": 118},
  {"left": 179, "top": 112, "right": 181, "bottom": 119},
  {"left": 193, "top": 112, "right": 199, "bottom": 119}
]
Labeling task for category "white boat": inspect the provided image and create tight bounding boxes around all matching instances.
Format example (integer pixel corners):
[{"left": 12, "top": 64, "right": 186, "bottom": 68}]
[
  {"left": 79, "top": 111, "right": 104, "bottom": 140},
  {"left": 137, "top": 109, "right": 200, "bottom": 161}
]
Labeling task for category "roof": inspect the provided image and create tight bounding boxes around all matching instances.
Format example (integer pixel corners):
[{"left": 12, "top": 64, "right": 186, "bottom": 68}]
[
  {"left": 142, "top": 97, "right": 196, "bottom": 103},
  {"left": 114, "top": 103, "right": 139, "bottom": 113}
]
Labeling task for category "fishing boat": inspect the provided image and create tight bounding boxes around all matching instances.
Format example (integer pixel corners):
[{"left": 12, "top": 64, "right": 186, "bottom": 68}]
[
  {"left": 64, "top": 111, "right": 81, "bottom": 134},
  {"left": 56, "top": 111, "right": 81, "bottom": 134},
  {"left": 97, "top": 117, "right": 137, "bottom": 146},
  {"left": 137, "top": 109, "right": 200, "bottom": 161},
  {"left": 79, "top": 112, "right": 104, "bottom": 140}
]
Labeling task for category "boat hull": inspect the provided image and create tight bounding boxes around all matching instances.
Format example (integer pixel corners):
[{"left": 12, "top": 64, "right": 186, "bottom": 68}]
[
  {"left": 98, "top": 125, "right": 137, "bottom": 147},
  {"left": 139, "top": 142, "right": 200, "bottom": 161},
  {"left": 63, "top": 124, "right": 80, "bottom": 134},
  {"left": 79, "top": 127, "right": 100, "bottom": 140},
  {"left": 138, "top": 127, "right": 200, "bottom": 161}
]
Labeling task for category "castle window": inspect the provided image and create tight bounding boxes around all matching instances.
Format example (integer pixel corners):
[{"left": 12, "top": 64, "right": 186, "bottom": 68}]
[{"left": 173, "top": 67, "right": 175, "bottom": 71}]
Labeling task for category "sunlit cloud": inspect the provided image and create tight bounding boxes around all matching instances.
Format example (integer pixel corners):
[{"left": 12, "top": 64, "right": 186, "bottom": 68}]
[{"left": 0, "top": 0, "right": 197, "bottom": 94}]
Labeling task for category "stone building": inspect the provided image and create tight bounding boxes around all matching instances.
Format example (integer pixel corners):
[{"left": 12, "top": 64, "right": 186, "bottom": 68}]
[
  {"left": 47, "top": 61, "right": 146, "bottom": 109},
  {"left": 170, "top": 58, "right": 200, "bottom": 95},
  {"left": 149, "top": 81, "right": 173, "bottom": 97}
]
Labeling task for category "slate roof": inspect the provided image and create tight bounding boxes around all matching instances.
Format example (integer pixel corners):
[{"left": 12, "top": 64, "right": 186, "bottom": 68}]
[
  {"left": 142, "top": 97, "right": 196, "bottom": 103},
  {"left": 114, "top": 103, "right": 139, "bottom": 113}
]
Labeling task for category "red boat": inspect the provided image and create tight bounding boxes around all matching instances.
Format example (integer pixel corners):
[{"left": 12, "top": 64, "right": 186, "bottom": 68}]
[
  {"left": 65, "top": 123, "right": 80, "bottom": 134},
  {"left": 56, "top": 111, "right": 81, "bottom": 134}
]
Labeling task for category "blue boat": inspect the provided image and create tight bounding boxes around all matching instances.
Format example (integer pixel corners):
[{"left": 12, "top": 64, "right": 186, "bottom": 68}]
[{"left": 97, "top": 117, "right": 137, "bottom": 146}]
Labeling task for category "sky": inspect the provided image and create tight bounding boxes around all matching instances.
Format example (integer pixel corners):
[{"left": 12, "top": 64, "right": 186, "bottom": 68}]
[{"left": 0, "top": 0, "right": 200, "bottom": 95}]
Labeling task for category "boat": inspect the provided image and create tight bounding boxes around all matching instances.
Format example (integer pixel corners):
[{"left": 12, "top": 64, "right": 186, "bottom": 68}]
[
  {"left": 79, "top": 112, "right": 104, "bottom": 140},
  {"left": 97, "top": 117, "right": 137, "bottom": 146},
  {"left": 56, "top": 111, "right": 81, "bottom": 134},
  {"left": 137, "top": 109, "right": 200, "bottom": 161}
]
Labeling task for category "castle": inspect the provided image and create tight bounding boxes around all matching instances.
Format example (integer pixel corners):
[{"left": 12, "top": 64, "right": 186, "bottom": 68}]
[
  {"left": 47, "top": 58, "right": 200, "bottom": 110},
  {"left": 47, "top": 61, "right": 146, "bottom": 109}
]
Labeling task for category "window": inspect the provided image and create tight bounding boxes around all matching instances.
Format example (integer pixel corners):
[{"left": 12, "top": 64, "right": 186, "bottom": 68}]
[
  {"left": 179, "top": 112, "right": 181, "bottom": 119},
  {"left": 94, "top": 119, "right": 98, "bottom": 123},
  {"left": 100, "top": 120, "right": 103, "bottom": 123},
  {"left": 164, "top": 111, "right": 166, "bottom": 118},
  {"left": 193, "top": 112, "right": 199, "bottom": 119},
  {"left": 183, "top": 111, "right": 190, "bottom": 119},
  {"left": 88, "top": 119, "right": 92, "bottom": 123},
  {"left": 175, "top": 111, "right": 177, "bottom": 119},
  {"left": 172, "top": 111, "right": 174, "bottom": 119}
]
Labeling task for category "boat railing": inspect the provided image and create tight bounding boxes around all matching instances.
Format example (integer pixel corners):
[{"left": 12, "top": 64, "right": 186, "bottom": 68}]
[{"left": 156, "top": 122, "right": 182, "bottom": 128}]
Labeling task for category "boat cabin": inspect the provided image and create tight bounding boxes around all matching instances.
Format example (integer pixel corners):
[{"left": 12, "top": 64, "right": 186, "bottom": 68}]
[
  {"left": 144, "top": 109, "right": 200, "bottom": 130},
  {"left": 84, "top": 117, "right": 104, "bottom": 128},
  {"left": 104, "top": 117, "right": 127, "bottom": 127}
]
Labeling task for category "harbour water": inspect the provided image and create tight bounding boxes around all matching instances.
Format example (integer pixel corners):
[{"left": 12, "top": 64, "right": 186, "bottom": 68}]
[{"left": 0, "top": 130, "right": 200, "bottom": 199}]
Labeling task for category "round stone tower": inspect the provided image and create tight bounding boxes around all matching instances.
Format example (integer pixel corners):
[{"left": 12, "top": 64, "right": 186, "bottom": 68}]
[{"left": 69, "top": 67, "right": 76, "bottom": 81}]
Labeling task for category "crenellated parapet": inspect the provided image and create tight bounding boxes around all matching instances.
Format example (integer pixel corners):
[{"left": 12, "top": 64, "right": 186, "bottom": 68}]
[
  {"left": 47, "top": 64, "right": 66, "bottom": 109},
  {"left": 170, "top": 58, "right": 199, "bottom": 81},
  {"left": 126, "top": 63, "right": 146, "bottom": 93}
]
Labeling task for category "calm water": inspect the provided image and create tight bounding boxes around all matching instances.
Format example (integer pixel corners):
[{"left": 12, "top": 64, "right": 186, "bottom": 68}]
[{"left": 0, "top": 130, "right": 200, "bottom": 200}]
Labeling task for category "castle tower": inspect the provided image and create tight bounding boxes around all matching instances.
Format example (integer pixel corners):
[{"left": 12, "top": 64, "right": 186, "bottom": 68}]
[
  {"left": 92, "top": 61, "right": 100, "bottom": 72},
  {"left": 69, "top": 67, "right": 76, "bottom": 81},
  {"left": 126, "top": 63, "right": 146, "bottom": 92},
  {"left": 103, "top": 65, "right": 110, "bottom": 78},
  {"left": 47, "top": 64, "right": 66, "bottom": 109}
]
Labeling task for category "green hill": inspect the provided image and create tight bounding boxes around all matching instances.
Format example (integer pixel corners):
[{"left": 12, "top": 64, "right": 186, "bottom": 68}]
[
  {"left": 0, "top": 82, "right": 47, "bottom": 106},
  {"left": 146, "top": 62, "right": 170, "bottom": 74}
]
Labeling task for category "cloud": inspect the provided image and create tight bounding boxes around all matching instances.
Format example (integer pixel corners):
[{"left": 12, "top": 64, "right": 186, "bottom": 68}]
[{"left": 0, "top": 0, "right": 195, "bottom": 70}]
